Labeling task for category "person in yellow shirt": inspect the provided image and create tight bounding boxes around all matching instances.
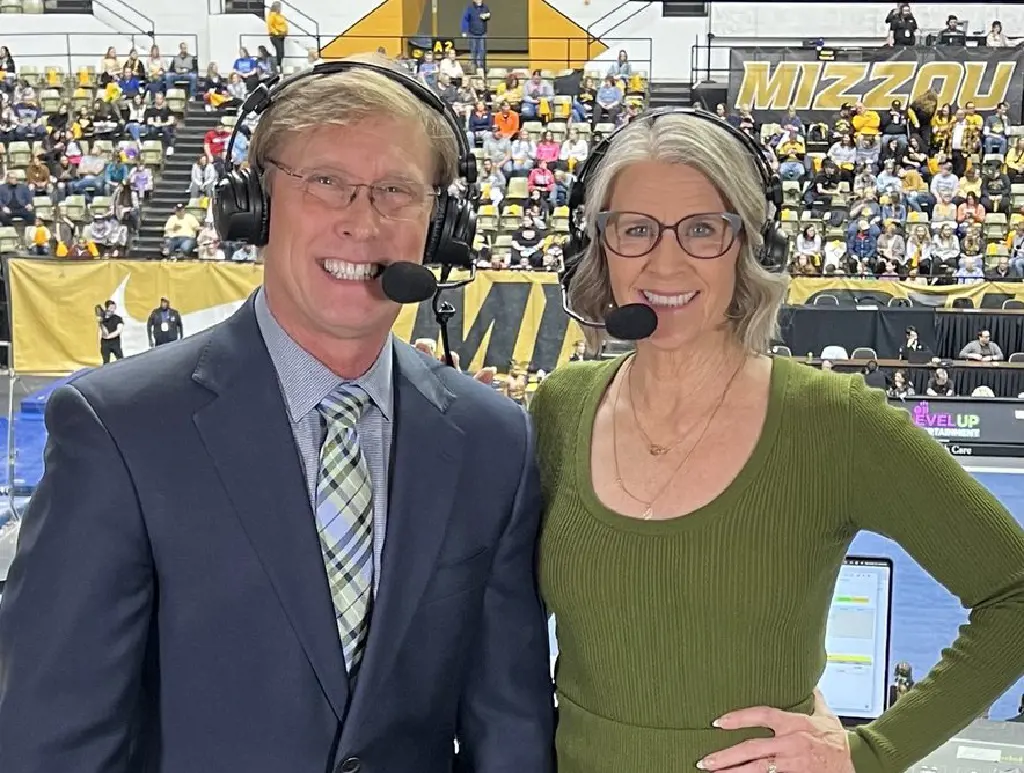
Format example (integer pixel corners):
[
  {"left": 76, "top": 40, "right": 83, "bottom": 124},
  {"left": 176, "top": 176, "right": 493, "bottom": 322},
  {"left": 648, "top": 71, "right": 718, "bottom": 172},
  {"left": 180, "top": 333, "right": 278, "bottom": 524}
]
[
  {"left": 963, "top": 100, "right": 984, "bottom": 153},
  {"left": 851, "top": 101, "right": 880, "bottom": 136},
  {"left": 1006, "top": 137, "right": 1024, "bottom": 182},
  {"left": 958, "top": 165, "right": 982, "bottom": 198},
  {"left": 930, "top": 103, "right": 952, "bottom": 154},
  {"left": 267, "top": 1, "right": 288, "bottom": 69}
]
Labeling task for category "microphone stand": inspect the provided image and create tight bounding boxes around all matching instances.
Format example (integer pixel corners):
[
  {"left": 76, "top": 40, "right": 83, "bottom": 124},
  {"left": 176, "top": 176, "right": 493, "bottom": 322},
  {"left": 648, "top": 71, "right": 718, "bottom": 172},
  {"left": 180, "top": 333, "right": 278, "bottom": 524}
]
[
  {"left": 432, "top": 263, "right": 477, "bottom": 369},
  {"left": 433, "top": 265, "right": 457, "bottom": 368}
]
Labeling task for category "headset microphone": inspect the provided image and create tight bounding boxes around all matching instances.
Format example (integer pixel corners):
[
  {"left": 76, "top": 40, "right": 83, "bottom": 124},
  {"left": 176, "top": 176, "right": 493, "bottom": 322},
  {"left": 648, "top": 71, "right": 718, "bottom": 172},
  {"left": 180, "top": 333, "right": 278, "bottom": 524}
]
[
  {"left": 605, "top": 304, "right": 659, "bottom": 341},
  {"left": 380, "top": 262, "right": 438, "bottom": 304}
]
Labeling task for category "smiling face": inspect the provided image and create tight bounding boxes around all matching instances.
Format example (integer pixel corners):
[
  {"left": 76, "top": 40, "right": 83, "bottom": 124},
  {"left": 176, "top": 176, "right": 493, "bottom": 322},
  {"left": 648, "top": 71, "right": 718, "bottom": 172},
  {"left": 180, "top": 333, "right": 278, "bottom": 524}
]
[
  {"left": 262, "top": 117, "right": 434, "bottom": 349},
  {"left": 602, "top": 161, "right": 742, "bottom": 353}
]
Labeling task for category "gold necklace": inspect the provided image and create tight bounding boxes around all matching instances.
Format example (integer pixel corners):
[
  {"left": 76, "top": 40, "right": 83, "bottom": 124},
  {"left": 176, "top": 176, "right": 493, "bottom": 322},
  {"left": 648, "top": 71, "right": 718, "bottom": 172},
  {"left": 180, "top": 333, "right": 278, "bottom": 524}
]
[
  {"left": 626, "top": 364, "right": 687, "bottom": 456},
  {"left": 612, "top": 357, "right": 745, "bottom": 520}
]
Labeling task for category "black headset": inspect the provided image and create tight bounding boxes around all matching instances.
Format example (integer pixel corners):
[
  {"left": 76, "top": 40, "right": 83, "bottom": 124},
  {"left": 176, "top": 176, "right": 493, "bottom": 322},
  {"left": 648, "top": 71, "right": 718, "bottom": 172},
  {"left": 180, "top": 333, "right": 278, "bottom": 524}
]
[
  {"left": 561, "top": 106, "right": 789, "bottom": 304},
  {"left": 213, "top": 61, "right": 479, "bottom": 269}
]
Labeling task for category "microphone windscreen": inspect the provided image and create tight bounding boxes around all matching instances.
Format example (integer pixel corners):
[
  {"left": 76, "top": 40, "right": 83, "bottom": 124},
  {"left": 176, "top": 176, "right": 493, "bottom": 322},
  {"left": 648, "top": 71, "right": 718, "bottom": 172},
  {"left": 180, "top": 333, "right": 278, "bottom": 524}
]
[
  {"left": 605, "top": 303, "right": 658, "bottom": 341},
  {"left": 380, "top": 262, "right": 438, "bottom": 304}
]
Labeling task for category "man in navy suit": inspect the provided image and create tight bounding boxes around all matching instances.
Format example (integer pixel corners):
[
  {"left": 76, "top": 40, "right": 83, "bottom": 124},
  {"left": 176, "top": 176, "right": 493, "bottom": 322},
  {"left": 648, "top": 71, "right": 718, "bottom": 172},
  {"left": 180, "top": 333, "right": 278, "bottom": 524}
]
[{"left": 0, "top": 57, "right": 555, "bottom": 773}]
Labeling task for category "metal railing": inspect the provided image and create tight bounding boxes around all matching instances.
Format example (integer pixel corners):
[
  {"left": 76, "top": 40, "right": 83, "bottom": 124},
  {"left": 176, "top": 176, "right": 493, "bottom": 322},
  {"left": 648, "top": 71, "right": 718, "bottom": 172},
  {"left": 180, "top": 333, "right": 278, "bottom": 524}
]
[
  {"left": 91, "top": 0, "right": 154, "bottom": 38},
  {"left": 307, "top": 35, "right": 653, "bottom": 73},
  {"left": 277, "top": 0, "right": 321, "bottom": 52},
  {"left": 690, "top": 37, "right": 887, "bottom": 85},
  {"left": 3, "top": 32, "right": 201, "bottom": 76},
  {"left": 587, "top": 0, "right": 652, "bottom": 41}
]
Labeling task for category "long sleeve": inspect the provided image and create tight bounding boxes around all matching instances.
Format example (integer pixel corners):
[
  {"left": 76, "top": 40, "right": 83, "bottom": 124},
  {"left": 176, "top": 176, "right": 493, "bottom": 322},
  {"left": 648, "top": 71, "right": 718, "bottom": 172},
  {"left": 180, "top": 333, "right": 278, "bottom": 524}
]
[{"left": 845, "top": 379, "right": 1024, "bottom": 773}]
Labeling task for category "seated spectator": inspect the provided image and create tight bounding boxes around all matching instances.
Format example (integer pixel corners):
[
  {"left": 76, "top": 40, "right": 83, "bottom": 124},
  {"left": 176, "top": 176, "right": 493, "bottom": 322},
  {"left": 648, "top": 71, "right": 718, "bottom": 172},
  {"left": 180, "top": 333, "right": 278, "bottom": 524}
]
[
  {"left": 981, "top": 166, "right": 1011, "bottom": 214},
  {"left": 550, "top": 170, "right": 570, "bottom": 207},
  {"left": 535, "top": 131, "right": 559, "bottom": 165},
  {"left": 805, "top": 159, "right": 842, "bottom": 213},
  {"left": 901, "top": 168, "right": 930, "bottom": 211},
  {"left": 559, "top": 127, "right": 588, "bottom": 172},
  {"left": 852, "top": 164, "right": 876, "bottom": 196},
  {"left": 931, "top": 193, "right": 957, "bottom": 229},
  {"left": 789, "top": 253, "right": 818, "bottom": 276},
  {"left": 795, "top": 225, "right": 821, "bottom": 263},
  {"left": 902, "top": 135, "right": 928, "bottom": 173},
  {"left": 855, "top": 132, "right": 880, "bottom": 167},
  {"left": 572, "top": 76, "right": 596, "bottom": 123},
  {"left": 203, "top": 63, "right": 229, "bottom": 108},
  {"left": 167, "top": 41, "right": 199, "bottom": 97},
  {"left": 0, "top": 104, "right": 17, "bottom": 144},
  {"left": 510, "top": 217, "right": 544, "bottom": 268},
  {"left": 483, "top": 131, "right": 511, "bottom": 173},
  {"left": 66, "top": 235, "right": 98, "bottom": 259},
  {"left": 929, "top": 223, "right": 960, "bottom": 271},
  {"left": 146, "top": 92, "right": 177, "bottom": 156},
  {"left": 527, "top": 159, "right": 555, "bottom": 197},
  {"left": 875, "top": 159, "right": 901, "bottom": 194},
  {"left": 593, "top": 75, "right": 622, "bottom": 126},
  {"left": 71, "top": 105, "right": 96, "bottom": 141},
  {"left": 130, "top": 160, "right": 154, "bottom": 202},
  {"left": 880, "top": 192, "right": 907, "bottom": 223},
  {"left": 93, "top": 99, "right": 123, "bottom": 139},
  {"left": 254, "top": 45, "right": 277, "bottom": 79},
  {"left": 70, "top": 151, "right": 109, "bottom": 199},
  {"left": 232, "top": 46, "right": 259, "bottom": 87},
  {"left": 163, "top": 203, "right": 201, "bottom": 257},
  {"left": 607, "top": 50, "right": 631, "bottom": 81},
  {"left": 98, "top": 46, "right": 120, "bottom": 86},
  {"left": 467, "top": 101, "right": 492, "bottom": 145},
  {"left": 493, "top": 101, "right": 520, "bottom": 140},
  {"left": 25, "top": 153, "right": 51, "bottom": 198},
  {"left": 880, "top": 100, "right": 909, "bottom": 149},
  {"left": 960, "top": 228, "right": 983, "bottom": 267},
  {"left": 887, "top": 370, "right": 915, "bottom": 399},
  {"left": 847, "top": 219, "right": 879, "bottom": 266},
  {"left": 23, "top": 216, "right": 52, "bottom": 256},
  {"left": 439, "top": 49, "right": 464, "bottom": 87},
  {"left": 417, "top": 51, "right": 439, "bottom": 89},
  {"left": 849, "top": 189, "right": 881, "bottom": 229},
  {"left": 826, "top": 135, "right": 857, "bottom": 177},
  {"left": 124, "top": 94, "right": 147, "bottom": 141},
  {"left": 0, "top": 171, "right": 33, "bottom": 225},
  {"left": 520, "top": 70, "right": 553, "bottom": 121},
  {"left": 116, "top": 63, "right": 142, "bottom": 100},
  {"left": 987, "top": 255, "right": 1021, "bottom": 280},
  {"left": 104, "top": 151, "right": 130, "bottom": 191},
  {"left": 851, "top": 102, "right": 880, "bottom": 136},
  {"left": 83, "top": 211, "right": 128, "bottom": 257},
  {"left": 496, "top": 73, "right": 522, "bottom": 110},
  {"left": 956, "top": 192, "right": 985, "bottom": 234},
  {"left": 879, "top": 136, "right": 905, "bottom": 168},
  {"left": 189, "top": 155, "right": 218, "bottom": 201},
  {"left": 197, "top": 223, "right": 225, "bottom": 260},
  {"left": 954, "top": 255, "right": 984, "bottom": 284},
  {"left": 13, "top": 88, "right": 45, "bottom": 140},
  {"left": 146, "top": 44, "right": 167, "bottom": 97},
  {"left": 506, "top": 129, "right": 535, "bottom": 177},
  {"left": 1005, "top": 137, "right": 1024, "bottom": 183},
  {"left": 905, "top": 224, "right": 931, "bottom": 270},
  {"left": 983, "top": 102, "right": 1009, "bottom": 156},
  {"left": 124, "top": 48, "right": 146, "bottom": 81},
  {"left": 876, "top": 221, "right": 906, "bottom": 269}
]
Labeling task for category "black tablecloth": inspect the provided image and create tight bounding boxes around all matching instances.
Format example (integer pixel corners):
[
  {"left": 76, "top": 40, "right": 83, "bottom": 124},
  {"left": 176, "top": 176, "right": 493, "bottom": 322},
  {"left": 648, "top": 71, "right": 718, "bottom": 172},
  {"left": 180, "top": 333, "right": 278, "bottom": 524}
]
[
  {"left": 829, "top": 361, "right": 1024, "bottom": 397},
  {"left": 778, "top": 307, "right": 938, "bottom": 360},
  {"left": 935, "top": 311, "right": 1024, "bottom": 360}
]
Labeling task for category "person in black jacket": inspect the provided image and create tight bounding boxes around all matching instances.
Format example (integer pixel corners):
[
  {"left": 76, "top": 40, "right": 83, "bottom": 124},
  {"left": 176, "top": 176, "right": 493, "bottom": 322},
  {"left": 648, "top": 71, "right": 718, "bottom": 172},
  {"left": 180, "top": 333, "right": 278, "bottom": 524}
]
[
  {"left": 460, "top": 0, "right": 491, "bottom": 73},
  {"left": 885, "top": 3, "right": 917, "bottom": 46},
  {"left": 146, "top": 297, "right": 183, "bottom": 347}
]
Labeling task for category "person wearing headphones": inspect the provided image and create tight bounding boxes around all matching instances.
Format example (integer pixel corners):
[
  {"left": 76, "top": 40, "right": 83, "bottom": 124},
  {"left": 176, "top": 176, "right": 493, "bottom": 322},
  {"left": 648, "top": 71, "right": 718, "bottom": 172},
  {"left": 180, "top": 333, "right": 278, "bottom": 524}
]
[
  {"left": 0, "top": 54, "right": 555, "bottom": 773},
  {"left": 531, "top": 111, "right": 1024, "bottom": 773}
]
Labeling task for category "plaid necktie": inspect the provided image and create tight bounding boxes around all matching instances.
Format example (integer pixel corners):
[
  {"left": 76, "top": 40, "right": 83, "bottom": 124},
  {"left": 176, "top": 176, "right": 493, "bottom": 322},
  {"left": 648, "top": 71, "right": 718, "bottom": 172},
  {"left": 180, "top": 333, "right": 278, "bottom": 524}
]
[{"left": 315, "top": 385, "right": 374, "bottom": 678}]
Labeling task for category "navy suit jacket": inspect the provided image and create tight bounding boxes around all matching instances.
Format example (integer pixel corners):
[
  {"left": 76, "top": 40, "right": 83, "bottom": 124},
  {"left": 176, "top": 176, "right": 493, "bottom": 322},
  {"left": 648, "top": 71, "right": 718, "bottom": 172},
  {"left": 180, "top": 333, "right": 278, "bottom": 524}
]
[{"left": 0, "top": 298, "right": 555, "bottom": 773}]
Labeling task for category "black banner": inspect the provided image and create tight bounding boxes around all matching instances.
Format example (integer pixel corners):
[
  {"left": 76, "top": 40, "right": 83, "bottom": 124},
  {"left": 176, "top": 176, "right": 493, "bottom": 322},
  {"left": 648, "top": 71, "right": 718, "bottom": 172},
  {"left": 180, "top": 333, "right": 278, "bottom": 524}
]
[
  {"left": 889, "top": 397, "right": 1024, "bottom": 454},
  {"left": 728, "top": 45, "right": 1024, "bottom": 124}
]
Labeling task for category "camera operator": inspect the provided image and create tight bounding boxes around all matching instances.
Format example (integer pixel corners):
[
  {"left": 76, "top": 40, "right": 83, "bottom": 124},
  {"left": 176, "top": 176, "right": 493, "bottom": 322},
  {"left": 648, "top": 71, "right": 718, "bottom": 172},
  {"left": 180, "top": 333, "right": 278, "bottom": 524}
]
[{"left": 886, "top": 3, "right": 918, "bottom": 46}]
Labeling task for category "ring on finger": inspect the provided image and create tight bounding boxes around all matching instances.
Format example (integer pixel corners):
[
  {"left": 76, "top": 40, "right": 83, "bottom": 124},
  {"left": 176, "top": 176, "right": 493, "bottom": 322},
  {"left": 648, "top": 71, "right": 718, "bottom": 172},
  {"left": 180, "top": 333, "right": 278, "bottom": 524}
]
[{"left": 767, "top": 757, "right": 777, "bottom": 773}]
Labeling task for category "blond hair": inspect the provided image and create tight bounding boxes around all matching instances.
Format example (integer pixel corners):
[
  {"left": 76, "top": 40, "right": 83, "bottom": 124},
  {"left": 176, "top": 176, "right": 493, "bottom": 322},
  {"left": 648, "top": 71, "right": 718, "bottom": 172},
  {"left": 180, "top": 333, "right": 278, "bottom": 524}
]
[
  {"left": 248, "top": 53, "right": 460, "bottom": 188},
  {"left": 568, "top": 114, "right": 789, "bottom": 353}
]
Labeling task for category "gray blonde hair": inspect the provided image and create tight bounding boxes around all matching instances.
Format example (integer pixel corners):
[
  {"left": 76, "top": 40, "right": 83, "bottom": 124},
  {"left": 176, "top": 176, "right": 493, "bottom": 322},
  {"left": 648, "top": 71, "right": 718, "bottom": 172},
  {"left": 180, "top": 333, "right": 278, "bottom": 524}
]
[
  {"left": 569, "top": 114, "right": 789, "bottom": 353},
  {"left": 248, "top": 53, "right": 461, "bottom": 189}
]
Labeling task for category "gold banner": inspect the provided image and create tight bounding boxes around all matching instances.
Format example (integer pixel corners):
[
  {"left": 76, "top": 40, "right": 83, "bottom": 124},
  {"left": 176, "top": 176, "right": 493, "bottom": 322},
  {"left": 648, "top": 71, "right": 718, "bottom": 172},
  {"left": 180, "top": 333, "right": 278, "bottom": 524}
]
[
  {"left": 786, "top": 278, "right": 1024, "bottom": 308},
  {"left": 6, "top": 260, "right": 582, "bottom": 375}
]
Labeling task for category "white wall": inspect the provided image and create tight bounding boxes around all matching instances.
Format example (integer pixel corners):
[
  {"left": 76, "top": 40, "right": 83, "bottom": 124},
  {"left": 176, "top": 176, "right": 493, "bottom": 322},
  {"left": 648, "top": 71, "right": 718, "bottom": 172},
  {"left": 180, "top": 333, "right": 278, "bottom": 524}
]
[
  {"left": 3, "top": 0, "right": 384, "bottom": 74},
  {"left": 551, "top": 0, "right": 708, "bottom": 81}
]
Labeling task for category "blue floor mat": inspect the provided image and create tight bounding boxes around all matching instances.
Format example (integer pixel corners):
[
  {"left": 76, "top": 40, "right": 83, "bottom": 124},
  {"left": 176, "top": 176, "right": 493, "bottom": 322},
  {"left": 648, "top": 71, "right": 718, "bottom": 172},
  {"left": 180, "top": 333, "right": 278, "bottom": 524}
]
[{"left": 4, "top": 411, "right": 1023, "bottom": 718}]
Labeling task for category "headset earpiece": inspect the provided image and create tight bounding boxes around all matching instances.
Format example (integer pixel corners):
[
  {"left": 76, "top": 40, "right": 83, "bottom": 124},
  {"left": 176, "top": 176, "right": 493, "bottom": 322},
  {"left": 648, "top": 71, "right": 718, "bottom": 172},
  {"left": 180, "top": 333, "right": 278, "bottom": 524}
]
[{"left": 213, "top": 60, "right": 476, "bottom": 266}]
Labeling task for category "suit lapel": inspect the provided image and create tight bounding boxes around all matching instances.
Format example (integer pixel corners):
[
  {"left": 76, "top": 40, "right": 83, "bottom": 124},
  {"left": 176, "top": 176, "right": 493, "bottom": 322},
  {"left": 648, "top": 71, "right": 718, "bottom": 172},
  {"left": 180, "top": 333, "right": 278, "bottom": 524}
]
[
  {"left": 343, "top": 344, "right": 465, "bottom": 735},
  {"left": 191, "top": 299, "right": 351, "bottom": 720}
]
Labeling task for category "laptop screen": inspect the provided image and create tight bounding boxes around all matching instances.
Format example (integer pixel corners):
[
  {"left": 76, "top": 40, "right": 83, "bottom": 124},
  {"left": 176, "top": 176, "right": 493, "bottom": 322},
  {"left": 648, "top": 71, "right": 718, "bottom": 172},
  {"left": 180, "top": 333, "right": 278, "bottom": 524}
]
[{"left": 818, "top": 556, "right": 894, "bottom": 724}]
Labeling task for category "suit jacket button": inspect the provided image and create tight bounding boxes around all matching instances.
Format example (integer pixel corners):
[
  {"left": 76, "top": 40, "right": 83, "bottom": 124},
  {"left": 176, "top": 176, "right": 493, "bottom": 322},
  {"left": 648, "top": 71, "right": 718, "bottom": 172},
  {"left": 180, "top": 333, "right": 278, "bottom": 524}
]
[{"left": 337, "top": 757, "right": 361, "bottom": 773}]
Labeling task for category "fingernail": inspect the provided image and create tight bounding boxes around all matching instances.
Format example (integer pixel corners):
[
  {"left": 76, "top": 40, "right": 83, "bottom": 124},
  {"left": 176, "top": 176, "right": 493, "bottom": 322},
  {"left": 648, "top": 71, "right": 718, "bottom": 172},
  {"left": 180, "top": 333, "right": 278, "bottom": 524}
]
[
  {"left": 711, "top": 718, "right": 722, "bottom": 728},
  {"left": 696, "top": 759, "right": 708, "bottom": 770}
]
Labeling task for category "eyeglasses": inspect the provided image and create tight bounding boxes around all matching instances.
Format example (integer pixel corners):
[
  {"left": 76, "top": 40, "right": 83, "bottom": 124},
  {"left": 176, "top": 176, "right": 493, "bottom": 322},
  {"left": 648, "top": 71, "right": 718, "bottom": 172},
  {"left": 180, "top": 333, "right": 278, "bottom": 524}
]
[
  {"left": 595, "top": 211, "right": 744, "bottom": 259},
  {"left": 265, "top": 159, "right": 439, "bottom": 220}
]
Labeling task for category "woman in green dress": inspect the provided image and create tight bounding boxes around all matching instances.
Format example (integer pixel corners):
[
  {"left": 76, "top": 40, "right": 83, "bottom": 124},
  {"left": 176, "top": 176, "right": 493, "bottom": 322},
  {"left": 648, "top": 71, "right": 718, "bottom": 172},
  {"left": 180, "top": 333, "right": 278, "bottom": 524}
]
[{"left": 530, "top": 110, "right": 1024, "bottom": 773}]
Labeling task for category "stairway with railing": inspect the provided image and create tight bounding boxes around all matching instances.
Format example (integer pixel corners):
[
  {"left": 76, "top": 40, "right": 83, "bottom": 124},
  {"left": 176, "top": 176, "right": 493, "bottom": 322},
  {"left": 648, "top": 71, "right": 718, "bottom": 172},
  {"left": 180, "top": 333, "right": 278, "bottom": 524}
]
[
  {"left": 586, "top": 1, "right": 653, "bottom": 44},
  {"left": 43, "top": 0, "right": 155, "bottom": 40},
  {"left": 221, "top": 0, "right": 322, "bottom": 54}
]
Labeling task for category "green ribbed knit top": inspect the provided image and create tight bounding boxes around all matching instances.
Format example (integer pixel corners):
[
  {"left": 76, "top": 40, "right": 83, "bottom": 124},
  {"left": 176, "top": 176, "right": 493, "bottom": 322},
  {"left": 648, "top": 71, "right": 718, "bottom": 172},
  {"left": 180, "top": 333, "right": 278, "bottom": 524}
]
[{"left": 530, "top": 354, "right": 1024, "bottom": 773}]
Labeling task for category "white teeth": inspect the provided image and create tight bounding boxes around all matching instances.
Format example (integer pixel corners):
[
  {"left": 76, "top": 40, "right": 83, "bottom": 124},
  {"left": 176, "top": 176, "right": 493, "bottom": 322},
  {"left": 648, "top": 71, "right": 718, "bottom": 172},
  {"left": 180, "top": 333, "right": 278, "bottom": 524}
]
[
  {"left": 322, "top": 259, "right": 379, "bottom": 281},
  {"left": 642, "top": 290, "right": 697, "bottom": 307}
]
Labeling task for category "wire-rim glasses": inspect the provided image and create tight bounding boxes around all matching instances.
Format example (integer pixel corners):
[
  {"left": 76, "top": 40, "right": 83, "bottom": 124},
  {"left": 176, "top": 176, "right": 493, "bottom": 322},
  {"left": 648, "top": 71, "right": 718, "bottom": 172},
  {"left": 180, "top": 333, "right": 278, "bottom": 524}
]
[
  {"left": 595, "top": 211, "right": 744, "bottom": 259},
  {"left": 265, "top": 159, "right": 440, "bottom": 221}
]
